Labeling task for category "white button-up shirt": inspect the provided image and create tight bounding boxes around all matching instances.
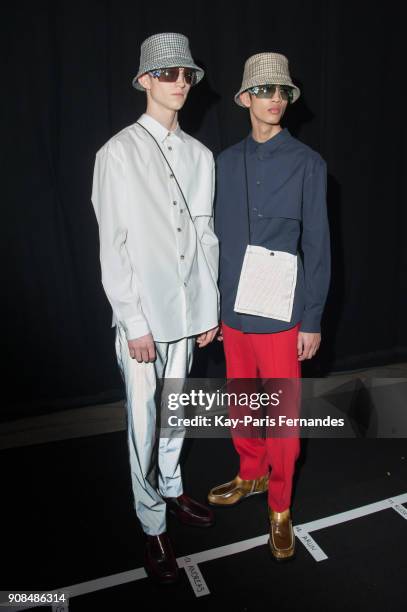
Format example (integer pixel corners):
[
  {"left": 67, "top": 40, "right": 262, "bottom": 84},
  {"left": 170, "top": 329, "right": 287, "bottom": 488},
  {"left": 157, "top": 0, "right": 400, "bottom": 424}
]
[{"left": 91, "top": 113, "right": 220, "bottom": 342}]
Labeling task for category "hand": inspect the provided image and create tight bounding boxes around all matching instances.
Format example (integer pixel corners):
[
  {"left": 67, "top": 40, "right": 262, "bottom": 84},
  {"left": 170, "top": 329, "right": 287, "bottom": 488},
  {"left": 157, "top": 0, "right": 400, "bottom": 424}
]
[
  {"left": 128, "top": 333, "right": 156, "bottom": 363},
  {"left": 217, "top": 326, "right": 223, "bottom": 342},
  {"left": 196, "top": 326, "right": 219, "bottom": 348},
  {"left": 297, "top": 332, "right": 321, "bottom": 361}
]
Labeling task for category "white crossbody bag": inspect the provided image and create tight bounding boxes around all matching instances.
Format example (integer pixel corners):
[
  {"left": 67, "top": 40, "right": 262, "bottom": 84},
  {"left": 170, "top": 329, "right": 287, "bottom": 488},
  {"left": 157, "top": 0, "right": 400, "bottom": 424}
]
[{"left": 233, "top": 139, "right": 298, "bottom": 322}]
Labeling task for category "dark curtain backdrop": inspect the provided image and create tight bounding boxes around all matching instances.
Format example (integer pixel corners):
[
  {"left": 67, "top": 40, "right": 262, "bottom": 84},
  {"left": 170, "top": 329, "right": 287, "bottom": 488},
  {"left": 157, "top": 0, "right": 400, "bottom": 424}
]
[{"left": 2, "top": 1, "right": 406, "bottom": 420}]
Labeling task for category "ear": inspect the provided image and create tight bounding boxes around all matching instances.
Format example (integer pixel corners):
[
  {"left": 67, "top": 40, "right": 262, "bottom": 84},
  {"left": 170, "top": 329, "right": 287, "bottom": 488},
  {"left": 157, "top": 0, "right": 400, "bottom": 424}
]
[
  {"left": 138, "top": 73, "right": 152, "bottom": 91},
  {"left": 239, "top": 91, "right": 251, "bottom": 108}
]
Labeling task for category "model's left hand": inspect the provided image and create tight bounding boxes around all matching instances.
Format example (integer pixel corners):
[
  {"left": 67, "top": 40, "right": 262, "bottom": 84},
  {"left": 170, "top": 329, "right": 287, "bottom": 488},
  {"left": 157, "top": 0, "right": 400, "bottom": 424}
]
[
  {"left": 196, "top": 326, "right": 219, "bottom": 348},
  {"left": 297, "top": 332, "right": 321, "bottom": 361}
]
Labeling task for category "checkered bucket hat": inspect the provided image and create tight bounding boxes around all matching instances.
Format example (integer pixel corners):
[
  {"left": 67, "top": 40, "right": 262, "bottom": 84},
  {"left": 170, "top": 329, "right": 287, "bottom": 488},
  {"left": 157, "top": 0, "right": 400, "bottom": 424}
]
[
  {"left": 234, "top": 52, "right": 301, "bottom": 106},
  {"left": 132, "top": 32, "right": 204, "bottom": 90}
]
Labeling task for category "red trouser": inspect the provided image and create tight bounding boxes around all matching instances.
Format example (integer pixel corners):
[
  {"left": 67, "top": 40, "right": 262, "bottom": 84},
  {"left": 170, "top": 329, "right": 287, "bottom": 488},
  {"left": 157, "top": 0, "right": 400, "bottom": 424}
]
[{"left": 221, "top": 321, "right": 301, "bottom": 512}]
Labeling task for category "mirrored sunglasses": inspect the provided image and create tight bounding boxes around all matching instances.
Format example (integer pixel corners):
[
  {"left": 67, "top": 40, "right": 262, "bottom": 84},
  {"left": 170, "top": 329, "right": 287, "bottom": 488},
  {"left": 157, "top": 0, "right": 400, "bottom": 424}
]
[
  {"left": 247, "top": 84, "right": 294, "bottom": 103},
  {"left": 149, "top": 67, "right": 197, "bottom": 86}
]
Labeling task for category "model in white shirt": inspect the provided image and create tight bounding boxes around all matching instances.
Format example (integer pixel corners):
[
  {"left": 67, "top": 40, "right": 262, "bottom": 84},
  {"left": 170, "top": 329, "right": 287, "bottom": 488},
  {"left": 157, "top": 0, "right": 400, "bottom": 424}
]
[
  {"left": 91, "top": 92, "right": 220, "bottom": 357},
  {"left": 91, "top": 33, "right": 219, "bottom": 585}
]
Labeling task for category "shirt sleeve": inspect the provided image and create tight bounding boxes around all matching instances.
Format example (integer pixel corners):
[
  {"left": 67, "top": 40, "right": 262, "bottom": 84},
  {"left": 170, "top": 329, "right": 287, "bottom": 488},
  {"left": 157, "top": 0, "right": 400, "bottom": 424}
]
[
  {"left": 91, "top": 143, "right": 151, "bottom": 340},
  {"left": 194, "top": 156, "right": 220, "bottom": 289},
  {"left": 299, "top": 155, "right": 331, "bottom": 333}
]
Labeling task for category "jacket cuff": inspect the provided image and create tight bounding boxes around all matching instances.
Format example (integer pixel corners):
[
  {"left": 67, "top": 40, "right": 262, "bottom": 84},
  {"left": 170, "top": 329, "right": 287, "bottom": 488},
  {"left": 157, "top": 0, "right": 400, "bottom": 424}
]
[
  {"left": 299, "top": 313, "right": 321, "bottom": 334},
  {"left": 120, "top": 315, "right": 151, "bottom": 341}
]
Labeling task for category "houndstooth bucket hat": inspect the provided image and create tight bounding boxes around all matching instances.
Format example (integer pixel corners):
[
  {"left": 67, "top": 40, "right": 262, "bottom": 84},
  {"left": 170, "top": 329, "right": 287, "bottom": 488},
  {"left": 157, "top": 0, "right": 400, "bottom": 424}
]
[
  {"left": 132, "top": 32, "right": 204, "bottom": 90},
  {"left": 234, "top": 52, "right": 301, "bottom": 106}
]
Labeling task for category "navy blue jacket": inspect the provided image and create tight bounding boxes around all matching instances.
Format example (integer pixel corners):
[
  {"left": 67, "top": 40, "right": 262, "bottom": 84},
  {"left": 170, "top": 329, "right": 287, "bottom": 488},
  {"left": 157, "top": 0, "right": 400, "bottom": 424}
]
[{"left": 215, "top": 128, "right": 331, "bottom": 334}]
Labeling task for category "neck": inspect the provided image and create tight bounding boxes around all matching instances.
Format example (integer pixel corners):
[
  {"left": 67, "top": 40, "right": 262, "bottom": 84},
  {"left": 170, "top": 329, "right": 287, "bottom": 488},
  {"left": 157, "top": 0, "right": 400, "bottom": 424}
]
[
  {"left": 250, "top": 114, "right": 282, "bottom": 143},
  {"left": 145, "top": 99, "right": 178, "bottom": 132}
]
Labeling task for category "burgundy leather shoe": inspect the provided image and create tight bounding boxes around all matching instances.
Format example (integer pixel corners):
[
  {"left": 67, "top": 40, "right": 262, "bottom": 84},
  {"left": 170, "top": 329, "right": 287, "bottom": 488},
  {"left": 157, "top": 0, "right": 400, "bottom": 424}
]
[
  {"left": 144, "top": 532, "right": 179, "bottom": 584},
  {"left": 163, "top": 494, "right": 215, "bottom": 528}
]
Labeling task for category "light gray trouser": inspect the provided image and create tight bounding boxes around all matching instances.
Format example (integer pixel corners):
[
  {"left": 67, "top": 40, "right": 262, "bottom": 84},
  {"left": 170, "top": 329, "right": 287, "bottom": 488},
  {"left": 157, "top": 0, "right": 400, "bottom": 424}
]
[{"left": 115, "top": 324, "right": 195, "bottom": 535}]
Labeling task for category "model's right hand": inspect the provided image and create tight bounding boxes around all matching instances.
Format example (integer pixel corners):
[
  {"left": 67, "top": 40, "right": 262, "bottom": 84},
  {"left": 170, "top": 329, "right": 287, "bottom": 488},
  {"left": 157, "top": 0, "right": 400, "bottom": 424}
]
[{"left": 128, "top": 334, "right": 156, "bottom": 363}]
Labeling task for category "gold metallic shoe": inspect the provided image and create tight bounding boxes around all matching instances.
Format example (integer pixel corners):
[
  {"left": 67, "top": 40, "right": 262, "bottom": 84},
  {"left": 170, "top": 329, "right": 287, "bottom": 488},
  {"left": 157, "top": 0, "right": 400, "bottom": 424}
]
[
  {"left": 207, "top": 474, "right": 268, "bottom": 506},
  {"left": 268, "top": 507, "right": 296, "bottom": 561}
]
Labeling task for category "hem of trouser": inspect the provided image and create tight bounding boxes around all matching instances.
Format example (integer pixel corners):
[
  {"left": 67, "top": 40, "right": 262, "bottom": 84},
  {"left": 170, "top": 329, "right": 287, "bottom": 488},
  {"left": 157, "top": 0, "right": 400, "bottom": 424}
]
[
  {"left": 239, "top": 472, "right": 268, "bottom": 480},
  {"left": 268, "top": 504, "right": 291, "bottom": 512},
  {"left": 159, "top": 487, "right": 183, "bottom": 498},
  {"left": 143, "top": 527, "right": 168, "bottom": 536}
]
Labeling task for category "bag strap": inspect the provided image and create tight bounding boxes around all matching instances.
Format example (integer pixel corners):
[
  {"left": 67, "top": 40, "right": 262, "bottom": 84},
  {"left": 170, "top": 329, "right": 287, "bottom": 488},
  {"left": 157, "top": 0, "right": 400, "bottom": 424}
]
[
  {"left": 136, "top": 121, "right": 194, "bottom": 222},
  {"left": 243, "top": 137, "right": 252, "bottom": 244}
]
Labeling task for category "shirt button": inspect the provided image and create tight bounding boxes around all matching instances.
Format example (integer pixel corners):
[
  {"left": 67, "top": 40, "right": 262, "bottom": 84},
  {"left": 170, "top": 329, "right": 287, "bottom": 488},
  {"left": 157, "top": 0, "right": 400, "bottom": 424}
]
[
  {"left": 180, "top": 208, "right": 184, "bottom": 213},
  {"left": 169, "top": 173, "right": 174, "bottom": 178},
  {"left": 253, "top": 207, "right": 258, "bottom": 212},
  {"left": 167, "top": 132, "right": 171, "bottom": 137},
  {"left": 258, "top": 213, "right": 263, "bottom": 218},
  {"left": 173, "top": 201, "right": 177, "bottom": 205},
  {"left": 256, "top": 180, "right": 261, "bottom": 186},
  {"left": 177, "top": 227, "right": 182, "bottom": 232},
  {"left": 183, "top": 282, "right": 187, "bottom": 287},
  {"left": 180, "top": 255, "right": 185, "bottom": 260},
  {"left": 168, "top": 146, "right": 172, "bottom": 151}
]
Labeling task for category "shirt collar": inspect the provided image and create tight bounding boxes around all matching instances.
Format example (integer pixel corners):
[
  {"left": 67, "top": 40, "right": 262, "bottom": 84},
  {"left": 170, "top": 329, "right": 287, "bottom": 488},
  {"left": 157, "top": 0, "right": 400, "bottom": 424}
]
[
  {"left": 137, "top": 113, "right": 185, "bottom": 143},
  {"left": 246, "top": 127, "right": 290, "bottom": 155}
]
